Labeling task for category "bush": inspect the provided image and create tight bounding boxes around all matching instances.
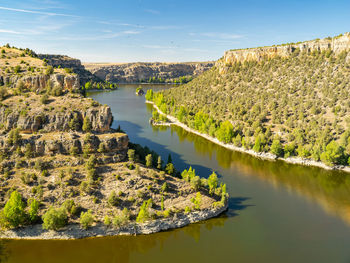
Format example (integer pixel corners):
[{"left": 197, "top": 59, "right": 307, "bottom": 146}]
[
  {"left": 270, "top": 139, "right": 283, "bottom": 157},
  {"left": 45, "top": 66, "right": 54, "bottom": 75},
  {"left": 41, "top": 93, "right": 49, "bottom": 104},
  {"left": 208, "top": 172, "right": 218, "bottom": 195},
  {"left": 51, "top": 85, "right": 63, "bottom": 96},
  {"left": 113, "top": 208, "right": 130, "bottom": 227},
  {"left": 146, "top": 154, "right": 152, "bottom": 167},
  {"left": 42, "top": 207, "right": 67, "bottom": 231},
  {"left": 82, "top": 117, "right": 92, "bottom": 132},
  {"left": 128, "top": 149, "right": 135, "bottom": 163},
  {"left": 14, "top": 65, "right": 21, "bottom": 74},
  {"left": 79, "top": 210, "right": 94, "bottom": 230},
  {"left": 108, "top": 191, "right": 119, "bottom": 206},
  {"left": 136, "top": 199, "right": 153, "bottom": 223},
  {"left": 27, "top": 198, "right": 40, "bottom": 223},
  {"left": 0, "top": 191, "right": 27, "bottom": 228}
]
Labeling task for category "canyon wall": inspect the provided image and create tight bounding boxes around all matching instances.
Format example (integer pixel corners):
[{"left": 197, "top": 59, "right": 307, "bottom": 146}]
[
  {"left": 221, "top": 32, "right": 350, "bottom": 66},
  {"left": 83, "top": 62, "right": 214, "bottom": 83}
]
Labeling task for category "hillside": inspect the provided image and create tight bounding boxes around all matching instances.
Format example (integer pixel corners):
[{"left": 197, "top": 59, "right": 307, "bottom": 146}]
[
  {"left": 147, "top": 33, "right": 350, "bottom": 168},
  {"left": 83, "top": 62, "right": 214, "bottom": 84},
  {"left": 0, "top": 45, "right": 227, "bottom": 238}
]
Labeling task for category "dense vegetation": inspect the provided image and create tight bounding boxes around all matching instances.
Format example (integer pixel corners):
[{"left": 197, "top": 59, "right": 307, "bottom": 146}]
[
  {"left": 139, "top": 76, "right": 193, "bottom": 84},
  {"left": 146, "top": 48, "right": 350, "bottom": 167}
]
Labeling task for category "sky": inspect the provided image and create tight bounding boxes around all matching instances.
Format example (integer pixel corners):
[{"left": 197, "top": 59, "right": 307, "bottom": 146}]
[{"left": 0, "top": 0, "right": 349, "bottom": 62}]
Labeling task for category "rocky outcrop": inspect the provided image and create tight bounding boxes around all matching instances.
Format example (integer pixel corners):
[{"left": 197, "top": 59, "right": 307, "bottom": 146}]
[
  {"left": 38, "top": 54, "right": 101, "bottom": 84},
  {"left": 83, "top": 62, "right": 214, "bottom": 83},
  {"left": 220, "top": 32, "right": 350, "bottom": 67},
  {"left": 0, "top": 73, "right": 80, "bottom": 92}
]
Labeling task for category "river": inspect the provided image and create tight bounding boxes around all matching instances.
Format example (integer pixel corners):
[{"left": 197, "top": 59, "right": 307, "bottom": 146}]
[{"left": 2, "top": 84, "right": 350, "bottom": 263}]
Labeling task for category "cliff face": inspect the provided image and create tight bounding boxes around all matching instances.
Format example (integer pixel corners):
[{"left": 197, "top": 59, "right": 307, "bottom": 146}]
[
  {"left": 0, "top": 73, "right": 80, "bottom": 93},
  {"left": 83, "top": 62, "right": 214, "bottom": 83},
  {"left": 220, "top": 32, "right": 350, "bottom": 67},
  {"left": 38, "top": 54, "right": 101, "bottom": 84}
]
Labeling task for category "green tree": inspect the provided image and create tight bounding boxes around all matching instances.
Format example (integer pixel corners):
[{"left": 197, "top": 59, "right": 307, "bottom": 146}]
[
  {"left": 216, "top": 121, "right": 234, "bottom": 143},
  {"left": 1, "top": 191, "right": 26, "bottom": 228},
  {"left": 27, "top": 198, "right": 40, "bottom": 223},
  {"left": 208, "top": 172, "right": 218, "bottom": 195},
  {"left": 82, "top": 117, "right": 92, "bottom": 132},
  {"left": 270, "top": 139, "right": 283, "bottom": 157},
  {"left": 42, "top": 207, "right": 67, "bottom": 231},
  {"left": 157, "top": 156, "right": 162, "bottom": 169},
  {"left": 320, "top": 141, "right": 345, "bottom": 166},
  {"left": 146, "top": 154, "right": 153, "bottom": 167},
  {"left": 165, "top": 163, "right": 174, "bottom": 175},
  {"left": 128, "top": 149, "right": 135, "bottom": 163},
  {"left": 79, "top": 210, "right": 94, "bottom": 230}
]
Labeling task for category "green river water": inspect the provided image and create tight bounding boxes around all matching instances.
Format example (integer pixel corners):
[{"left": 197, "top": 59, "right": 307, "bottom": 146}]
[{"left": 1, "top": 84, "right": 350, "bottom": 263}]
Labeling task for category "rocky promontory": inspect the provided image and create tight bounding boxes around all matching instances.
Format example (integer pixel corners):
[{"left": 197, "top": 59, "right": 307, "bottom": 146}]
[{"left": 0, "top": 45, "right": 228, "bottom": 239}]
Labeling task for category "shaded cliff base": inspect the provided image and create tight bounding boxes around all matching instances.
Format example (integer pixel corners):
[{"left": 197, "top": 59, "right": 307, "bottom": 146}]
[{"left": 147, "top": 101, "right": 350, "bottom": 174}]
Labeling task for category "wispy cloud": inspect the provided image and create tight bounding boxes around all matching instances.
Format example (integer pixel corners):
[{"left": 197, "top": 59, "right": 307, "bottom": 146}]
[
  {"left": 190, "top": 32, "right": 243, "bottom": 40},
  {"left": 0, "top": 6, "right": 80, "bottom": 18},
  {"left": 0, "top": 28, "right": 21, "bottom": 34}
]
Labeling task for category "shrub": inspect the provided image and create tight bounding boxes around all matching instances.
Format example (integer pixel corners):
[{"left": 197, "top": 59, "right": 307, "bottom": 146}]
[
  {"left": 7, "top": 128, "right": 21, "bottom": 146},
  {"left": 0, "top": 191, "right": 26, "bottom": 228},
  {"left": 191, "top": 192, "right": 202, "bottom": 210},
  {"left": 108, "top": 191, "right": 119, "bottom": 206},
  {"left": 14, "top": 65, "right": 21, "bottom": 74},
  {"left": 165, "top": 163, "right": 174, "bottom": 175},
  {"left": 270, "top": 139, "right": 283, "bottom": 157},
  {"left": 136, "top": 199, "right": 153, "bottom": 223},
  {"left": 190, "top": 176, "right": 201, "bottom": 191},
  {"left": 146, "top": 154, "right": 152, "bottom": 167},
  {"left": 42, "top": 207, "right": 68, "bottom": 231},
  {"left": 82, "top": 117, "right": 92, "bottom": 132},
  {"left": 45, "top": 66, "right": 54, "bottom": 75},
  {"left": 27, "top": 198, "right": 40, "bottom": 223},
  {"left": 40, "top": 93, "right": 49, "bottom": 104},
  {"left": 128, "top": 149, "right": 135, "bottom": 163},
  {"left": 0, "top": 86, "right": 8, "bottom": 100},
  {"left": 113, "top": 208, "right": 130, "bottom": 227},
  {"left": 51, "top": 85, "right": 63, "bottom": 96},
  {"left": 79, "top": 210, "right": 94, "bottom": 230},
  {"left": 208, "top": 172, "right": 218, "bottom": 195}
]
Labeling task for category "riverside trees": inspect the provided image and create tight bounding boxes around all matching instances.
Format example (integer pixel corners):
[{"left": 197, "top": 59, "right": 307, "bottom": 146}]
[{"left": 146, "top": 47, "right": 350, "bottom": 167}]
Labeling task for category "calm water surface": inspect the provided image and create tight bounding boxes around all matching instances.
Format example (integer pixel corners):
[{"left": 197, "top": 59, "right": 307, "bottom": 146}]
[{"left": 2, "top": 84, "right": 350, "bottom": 263}]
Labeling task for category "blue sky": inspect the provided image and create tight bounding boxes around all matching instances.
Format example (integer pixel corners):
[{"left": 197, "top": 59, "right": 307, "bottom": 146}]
[{"left": 0, "top": 0, "right": 349, "bottom": 62}]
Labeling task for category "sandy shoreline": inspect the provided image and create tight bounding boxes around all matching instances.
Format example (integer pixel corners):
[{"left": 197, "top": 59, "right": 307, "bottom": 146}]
[{"left": 146, "top": 100, "right": 350, "bottom": 174}]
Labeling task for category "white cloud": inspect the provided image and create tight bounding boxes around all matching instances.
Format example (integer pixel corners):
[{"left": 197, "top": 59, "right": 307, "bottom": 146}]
[
  {"left": 0, "top": 6, "right": 79, "bottom": 17},
  {"left": 0, "top": 29, "right": 21, "bottom": 34}
]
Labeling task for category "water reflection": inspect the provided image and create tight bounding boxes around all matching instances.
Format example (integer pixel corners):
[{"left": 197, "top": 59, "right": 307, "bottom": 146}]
[
  {"left": 1, "top": 215, "right": 229, "bottom": 263},
  {"left": 167, "top": 125, "right": 350, "bottom": 226}
]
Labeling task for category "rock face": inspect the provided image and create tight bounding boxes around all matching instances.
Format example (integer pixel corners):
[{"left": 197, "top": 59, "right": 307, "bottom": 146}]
[
  {"left": 220, "top": 32, "right": 350, "bottom": 67},
  {"left": 38, "top": 54, "right": 101, "bottom": 84},
  {"left": 0, "top": 73, "right": 80, "bottom": 93},
  {"left": 83, "top": 62, "right": 214, "bottom": 83},
  {"left": 0, "top": 103, "right": 113, "bottom": 133}
]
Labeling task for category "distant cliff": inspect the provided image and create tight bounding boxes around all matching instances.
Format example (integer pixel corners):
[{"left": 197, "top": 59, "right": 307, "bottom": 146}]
[
  {"left": 83, "top": 62, "right": 214, "bottom": 83},
  {"left": 38, "top": 54, "right": 101, "bottom": 84},
  {"left": 219, "top": 32, "right": 350, "bottom": 70}
]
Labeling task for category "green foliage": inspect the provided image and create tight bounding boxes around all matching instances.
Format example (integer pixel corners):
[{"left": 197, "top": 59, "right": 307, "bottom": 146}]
[
  {"left": 79, "top": 210, "right": 94, "bottom": 230},
  {"left": 270, "top": 139, "right": 283, "bottom": 157},
  {"left": 42, "top": 207, "right": 68, "bottom": 231},
  {"left": 190, "top": 176, "right": 201, "bottom": 191},
  {"left": 216, "top": 121, "right": 234, "bottom": 143},
  {"left": 27, "top": 198, "right": 40, "bottom": 223},
  {"left": 191, "top": 192, "right": 202, "bottom": 210},
  {"left": 136, "top": 199, "right": 153, "bottom": 223},
  {"left": 128, "top": 149, "right": 135, "bottom": 163},
  {"left": 0, "top": 191, "right": 26, "bottom": 228},
  {"left": 45, "top": 66, "right": 54, "bottom": 75},
  {"left": 108, "top": 191, "right": 119, "bottom": 206},
  {"left": 40, "top": 93, "right": 49, "bottom": 104},
  {"left": 165, "top": 163, "right": 174, "bottom": 175},
  {"left": 208, "top": 172, "right": 218, "bottom": 195},
  {"left": 14, "top": 65, "right": 21, "bottom": 74},
  {"left": 7, "top": 128, "right": 21, "bottom": 146},
  {"left": 145, "top": 154, "right": 153, "bottom": 167},
  {"left": 82, "top": 117, "right": 92, "bottom": 132},
  {"left": 145, "top": 89, "right": 154, "bottom": 101},
  {"left": 0, "top": 86, "right": 8, "bottom": 100},
  {"left": 113, "top": 208, "right": 130, "bottom": 227},
  {"left": 320, "top": 141, "right": 344, "bottom": 166}
]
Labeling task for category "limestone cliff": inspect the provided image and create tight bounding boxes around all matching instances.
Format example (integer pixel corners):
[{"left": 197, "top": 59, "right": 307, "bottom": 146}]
[
  {"left": 38, "top": 54, "right": 101, "bottom": 84},
  {"left": 83, "top": 62, "right": 214, "bottom": 83},
  {"left": 220, "top": 32, "right": 350, "bottom": 68}
]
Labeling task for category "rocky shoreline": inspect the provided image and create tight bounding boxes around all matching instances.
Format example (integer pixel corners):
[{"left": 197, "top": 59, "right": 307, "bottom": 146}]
[
  {"left": 0, "top": 203, "right": 228, "bottom": 240},
  {"left": 147, "top": 101, "right": 350, "bottom": 174}
]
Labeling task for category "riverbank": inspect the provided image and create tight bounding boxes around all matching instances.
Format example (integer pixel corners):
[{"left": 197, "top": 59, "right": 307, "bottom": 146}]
[
  {"left": 0, "top": 204, "right": 227, "bottom": 240},
  {"left": 147, "top": 101, "right": 350, "bottom": 173}
]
